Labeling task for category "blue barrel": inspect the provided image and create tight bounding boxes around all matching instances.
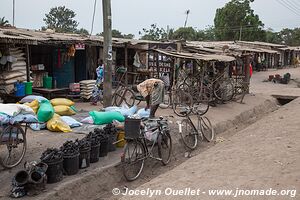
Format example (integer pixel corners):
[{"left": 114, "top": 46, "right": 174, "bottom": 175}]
[{"left": 15, "top": 82, "right": 25, "bottom": 97}]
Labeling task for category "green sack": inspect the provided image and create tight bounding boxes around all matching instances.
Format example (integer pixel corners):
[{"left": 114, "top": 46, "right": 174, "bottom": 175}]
[
  {"left": 89, "top": 111, "right": 125, "bottom": 125},
  {"left": 37, "top": 100, "right": 55, "bottom": 122}
]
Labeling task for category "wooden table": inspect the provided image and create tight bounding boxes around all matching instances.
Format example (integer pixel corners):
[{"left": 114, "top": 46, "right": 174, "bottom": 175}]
[{"left": 32, "top": 88, "right": 69, "bottom": 99}]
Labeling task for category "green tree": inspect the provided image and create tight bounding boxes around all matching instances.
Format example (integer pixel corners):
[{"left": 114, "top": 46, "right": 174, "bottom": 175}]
[
  {"left": 214, "top": 0, "right": 265, "bottom": 41},
  {"left": 264, "top": 28, "right": 281, "bottom": 44},
  {"left": 75, "top": 28, "right": 89, "bottom": 35},
  {"left": 279, "top": 28, "right": 300, "bottom": 46},
  {"left": 0, "top": 17, "right": 10, "bottom": 27},
  {"left": 139, "top": 24, "right": 167, "bottom": 41},
  {"left": 97, "top": 29, "right": 134, "bottom": 39},
  {"left": 172, "top": 27, "right": 198, "bottom": 41},
  {"left": 43, "top": 6, "right": 78, "bottom": 33}
]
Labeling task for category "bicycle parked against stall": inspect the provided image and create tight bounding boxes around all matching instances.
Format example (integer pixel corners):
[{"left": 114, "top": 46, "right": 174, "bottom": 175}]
[
  {"left": 178, "top": 110, "right": 215, "bottom": 150},
  {"left": 0, "top": 123, "right": 28, "bottom": 169},
  {"left": 121, "top": 117, "right": 172, "bottom": 181}
]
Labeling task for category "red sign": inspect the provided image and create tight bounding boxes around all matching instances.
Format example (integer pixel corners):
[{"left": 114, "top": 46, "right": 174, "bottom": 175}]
[{"left": 75, "top": 43, "right": 85, "bottom": 50}]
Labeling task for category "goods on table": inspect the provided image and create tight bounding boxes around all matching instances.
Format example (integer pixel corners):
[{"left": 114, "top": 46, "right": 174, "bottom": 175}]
[{"left": 79, "top": 80, "right": 96, "bottom": 100}]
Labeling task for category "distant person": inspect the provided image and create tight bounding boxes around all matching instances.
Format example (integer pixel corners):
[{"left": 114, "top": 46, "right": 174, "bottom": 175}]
[
  {"left": 133, "top": 79, "right": 165, "bottom": 118},
  {"left": 160, "top": 73, "right": 170, "bottom": 91},
  {"left": 91, "top": 59, "right": 104, "bottom": 105}
]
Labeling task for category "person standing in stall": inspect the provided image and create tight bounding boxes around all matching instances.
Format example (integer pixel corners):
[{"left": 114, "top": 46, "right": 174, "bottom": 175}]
[{"left": 91, "top": 59, "right": 104, "bottom": 105}]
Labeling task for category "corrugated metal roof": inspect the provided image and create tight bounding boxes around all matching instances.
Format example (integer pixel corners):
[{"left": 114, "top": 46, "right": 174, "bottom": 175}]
[
  {"left": 237, "top": 41, "right": 286, "bottom": 48},
  {"left": 153, "top": 49, "right": 236, "bottom": 62},
  {"left": 0, "top": 27, "right": 176, "bottom": 46}
]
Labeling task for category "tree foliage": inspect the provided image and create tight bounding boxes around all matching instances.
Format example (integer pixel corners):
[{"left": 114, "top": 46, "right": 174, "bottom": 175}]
[
  {"left": 43, "top": 6, "right": 79, "bottom": 33},
  {"left": 97, "top": 29, "right": 134, "bottom": 39},
  {"left": 279, "top": 28, "right": 300, "bottom": 46},
  {"left": 0, "top": 17, "right": 10, "bottom": 27},
  {"left": 139, "top": 24, "right": 168, "bottom": 41},
  {"left": 214, "top": 0, "right": 265, "bottom": 41},
  {"left": 75, "top": 28, "right": 89, "bottom": 35}
]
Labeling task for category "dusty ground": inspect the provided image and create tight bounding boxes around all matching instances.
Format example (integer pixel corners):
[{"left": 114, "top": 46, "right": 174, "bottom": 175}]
[
  {"left": 119, "top": 94, "right": 300, "bottom": 200},
  {"left": 0, "top": 67, "right": 299, "bottom": 199}
]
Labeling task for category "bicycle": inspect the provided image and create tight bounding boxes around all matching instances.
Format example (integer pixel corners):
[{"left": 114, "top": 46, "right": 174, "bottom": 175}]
[
  {"left": 0, "top": 123, "right": 28, "bottom": 169},
  {"left": 178, "top": 111, "right": 215, "bottom": 150},
  {"left": 121, "top": 117, "right": 172, "bottom": 181}
]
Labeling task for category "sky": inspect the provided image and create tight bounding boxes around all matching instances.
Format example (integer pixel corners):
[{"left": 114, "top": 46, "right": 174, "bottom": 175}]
[{"left": 1, "top": 0, "right": 299, "bottom": 38}]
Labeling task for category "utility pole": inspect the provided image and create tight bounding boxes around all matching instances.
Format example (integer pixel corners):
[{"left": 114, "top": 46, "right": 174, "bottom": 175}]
[
  {"left": 102, "top": 0, "right": 113, "bottom": 106},
  {"left": 13, "top": 0, "right": 15, "bottom": 26},
  {"left": 239, "top": 26, "right": 242, "bottom": 41},
  {"left": 184, "top": 10, "right": 190, "bottom": 27}
]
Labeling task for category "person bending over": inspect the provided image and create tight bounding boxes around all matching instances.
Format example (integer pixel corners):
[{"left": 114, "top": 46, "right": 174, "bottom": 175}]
[{"left": 133, "top": 78, "right": 165, "bottom": 118}]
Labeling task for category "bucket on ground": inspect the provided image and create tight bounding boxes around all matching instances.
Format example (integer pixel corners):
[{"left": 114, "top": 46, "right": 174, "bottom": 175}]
[
  {"left": 116, "top": 131, "right": 126, "bottom": 148},
  {"left": 15, "top": 82, "right": 25, "bottom": 97},
  {"left": 63, "top": 153, "right": 80, "bottom": 175},
  {"left": 108, "top": 134, "right": 117, "bottom": 152},
  {"left": 44, "top": 158, "right": 64, "bottom": 184},
  {"left": 25, "top": 81, "right": 33, "bottom": 95},
  {"left": 79, "top": 147, "right": 91, "bottom": 169},
  {"left": 99, "top": 137, "right": 109, "bottom": 157},
  {"left": 90, "top": 144, "right": 100, "bottom": 163}
]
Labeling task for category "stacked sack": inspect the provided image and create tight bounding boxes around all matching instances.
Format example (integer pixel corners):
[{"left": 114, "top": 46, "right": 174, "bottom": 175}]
[
  {"left": 50, "top": 98, "right": 76, "bottom": 116},
  {"left": 79, "top": 80, "right": 96, "bottom": 100},
  {"left": 0, "top": 48, "right": 31, "bottom": 94},
  {"left": 19, "top": 96, "right": 74, "bottom": 133}
]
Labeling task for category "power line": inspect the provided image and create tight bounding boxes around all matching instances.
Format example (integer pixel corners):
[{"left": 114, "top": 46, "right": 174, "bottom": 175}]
[
  {"left": 90, "top": 0, "right": 97, "bottom": 35},
  {"left": 286, "top": 0, "right": 300, "bottom": 8},
  {"left": 290, "top": 0, "right": 300, "bottom": 7},
  {"left": 283, "top": 0, "right": 300, "bottom": 13},
  {"left": 275, "top": 0, "right": 300, "bottom": 17}
]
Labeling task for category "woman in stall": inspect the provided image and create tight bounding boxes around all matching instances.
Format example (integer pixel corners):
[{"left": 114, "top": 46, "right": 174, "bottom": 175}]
[{"left": 91, "top": 59, "right": 104, "bottom": 105}]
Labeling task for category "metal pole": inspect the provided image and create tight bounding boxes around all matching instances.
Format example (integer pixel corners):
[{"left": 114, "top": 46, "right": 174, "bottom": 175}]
[
  {"left": 102, "top": 0, "right": 113, "bottom": 106},
  {"left": 13, "top": 0, "right": 15, "bottom": 26},
  {"left": 26, "top": 45, "right": 30, "bottom": 82}
]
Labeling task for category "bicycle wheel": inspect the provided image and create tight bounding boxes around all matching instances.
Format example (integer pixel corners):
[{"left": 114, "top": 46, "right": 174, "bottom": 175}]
[
  {"left": 172, "top": 89, "right": 193, "bottom": 117},
  {"left": 121, "top": 140, "right": 145, "bottom": 181},
  {"left": 180, "top": 119, "right": 198, "bottom": 150},
  {"left": 0, "top": 124, "right": 27, "bottom": 169},
  {"left": 192, "top": 102, "right": 210, "bottom": 116},
  {"left": 114, "top": 88, "right": 136, "bottom": 107},
  {"left": 199, "top": 116, "right": 215, "bottom": 142},
  {"left": 213, "top": 79, "right": 234, "bottom": 102},
  {"left": 158, "top": 130, "right": 172, "bottom": 165}
]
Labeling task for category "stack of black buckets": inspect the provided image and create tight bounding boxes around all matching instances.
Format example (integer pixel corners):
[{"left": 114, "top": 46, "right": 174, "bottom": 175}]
[{"left": 40, "top": 123, "right": 118, "bottom": 184}]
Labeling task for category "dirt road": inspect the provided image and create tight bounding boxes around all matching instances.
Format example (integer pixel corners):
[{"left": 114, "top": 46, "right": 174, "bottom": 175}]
[{"left": 119, "top": 96, "right": 300, "bottom": 200}]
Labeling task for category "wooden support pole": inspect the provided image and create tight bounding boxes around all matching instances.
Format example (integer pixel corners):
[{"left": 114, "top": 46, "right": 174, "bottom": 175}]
[
  {"left": 102, "top": 0, "right": 113, "bottom": 106},
  {"left": 26, "top": 45, "right": 30, "bottom": 82},
  {"left": 124, "top": 43, "right": 128, "bottom": 85}
]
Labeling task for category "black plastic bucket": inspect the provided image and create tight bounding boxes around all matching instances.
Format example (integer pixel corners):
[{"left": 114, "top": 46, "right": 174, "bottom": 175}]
[
  {"left": 63, "top": 153, "right": 80, "bottom": 175},
  {"left": 99, "top": 137, "right": 109, "bottom": 157},
  {"left": 90, "top": 144, "right": 100, "bottom": 163},
  {"left": 44, "top": 158, "right": 63, "bottom": 184},
  {"left": 79, "top": 147, "right": 91, "bottom": 169},
  {"left": 108, "top": 135, "right": 117, "bottom": 152}
]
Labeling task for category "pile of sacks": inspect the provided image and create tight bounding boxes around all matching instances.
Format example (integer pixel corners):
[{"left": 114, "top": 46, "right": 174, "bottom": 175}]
[
  {"left": 19, "top": 95, "right": 82, "bottom": 133},
  {"left": 79, "top": 80, "right": 96, "bottom": 100},
  {"left": 0, "top": 103, "right": 38, "bottom": 126},
  {"left": 0, "top": 47, "right": 31, "bottom": 94},
  {"left": 80, "top": 104, "right": 150, "bottom": 125}
]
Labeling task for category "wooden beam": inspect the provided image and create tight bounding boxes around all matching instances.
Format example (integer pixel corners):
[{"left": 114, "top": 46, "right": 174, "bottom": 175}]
[{"left": 25, "top": 45, "right": 31, "bottom": 82}]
